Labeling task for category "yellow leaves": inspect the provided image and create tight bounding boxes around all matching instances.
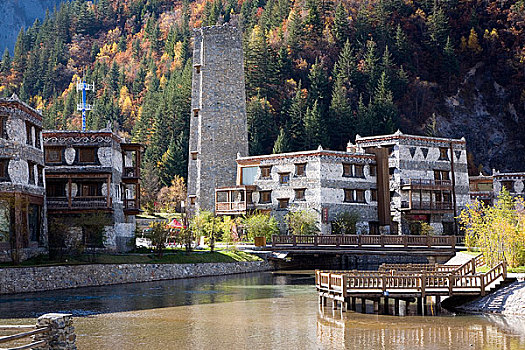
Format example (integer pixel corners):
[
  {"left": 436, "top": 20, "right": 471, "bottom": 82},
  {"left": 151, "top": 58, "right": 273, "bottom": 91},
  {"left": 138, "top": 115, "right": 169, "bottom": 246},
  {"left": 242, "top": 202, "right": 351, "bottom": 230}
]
[
  {"left": 484, "top": 28, "right": 499, "bottom": 41},
  {"left": 118, "top": 86, "right": 134, "bottom": 116},
  {"left": 467, "top": 28, "right": 482, "bottom": 54},
  {"left": 96, "top": 42, "right": 118, "bottom": 60},
  {"left": 31, "top": 95, "right": 44, "bottom": 111}
]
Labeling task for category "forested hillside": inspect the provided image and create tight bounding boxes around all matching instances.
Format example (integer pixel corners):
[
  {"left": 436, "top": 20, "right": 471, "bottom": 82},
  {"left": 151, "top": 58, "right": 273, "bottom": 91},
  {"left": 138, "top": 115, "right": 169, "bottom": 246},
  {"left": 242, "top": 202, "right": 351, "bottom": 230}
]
[{"left": 1, "top": 0, "right": 524, "bottom": 191}]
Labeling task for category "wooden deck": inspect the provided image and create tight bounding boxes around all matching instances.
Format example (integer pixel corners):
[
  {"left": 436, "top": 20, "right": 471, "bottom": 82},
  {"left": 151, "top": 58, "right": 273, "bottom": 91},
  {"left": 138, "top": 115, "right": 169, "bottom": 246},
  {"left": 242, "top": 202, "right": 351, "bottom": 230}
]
[{"left": 315, "top": 254, "right": 506, "bottom": 316}]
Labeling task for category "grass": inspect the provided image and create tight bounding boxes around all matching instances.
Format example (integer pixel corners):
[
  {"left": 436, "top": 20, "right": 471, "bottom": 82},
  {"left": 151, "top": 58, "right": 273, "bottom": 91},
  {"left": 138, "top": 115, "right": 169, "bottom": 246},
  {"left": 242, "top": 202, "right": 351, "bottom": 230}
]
[{"left": 0, "top": 249, "right": 261, "bottom": 268}]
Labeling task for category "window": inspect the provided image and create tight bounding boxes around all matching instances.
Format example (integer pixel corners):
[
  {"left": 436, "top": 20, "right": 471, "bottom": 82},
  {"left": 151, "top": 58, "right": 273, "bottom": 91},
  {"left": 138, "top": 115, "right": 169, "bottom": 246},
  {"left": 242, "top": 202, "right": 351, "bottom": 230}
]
[
  {"left": 434, "top": 170, "right": 450, "bottom": 181},
  {"left": 0, "top": 116, "right": 7, "bottom": 139},
  {"left": 344, "top": 189, "right": 354, "bottom": 202},
  {"left": 278, "top": 198, "right": 289, "bottom": 209},
  {"left": 0, "top": 159, "right": 9, "bottom": 181},
  {"left": 46, "top": 182, "right": 66, "bottom": 197},
  {"left": 371, "top": 189, "right": 378, "bottom": 202},
  {"left": 28, "top": 204, "right": 41, "bottom": 244},
  {"left": 45, "top": 147, "right": 63, "bottom": 164},
  {"left": 189, "top": 196, "right": 196, "bottom": 205},
  {"left": 260, "top": 166, "right": 272, "bottom": 178},
  {"left": 26, "top": 121, "right": 33, "bottom": 146},
  {"left": 78, "top": 147, "right": 96, "bottom": 163},
  {"left": 35, "top": 128, "right": 41, "bottom": 149},
  {"left": 242, "top": 167, "right": 258, "bottom": 185},
  {"left": 80, "top": 182, "right": 102, "bottom": 197},
  {"left": 439, "top": 147, "right": 449, "bottom": 160},
  {"left": 343, "top": 163, "right": 352, "bottom": 177},
  {"left": 259, "top": 191, "right": 272, "bottom": 204},
  {"left": 191, "top": 152, "right": 198, "bottom": 160},
  {"left": 28, "top": 161, "right": 35, "bottom": 185},
  {"left": 193, "top": 109, "right": 199, "bottom": 117},
  {"left": 279, "top": 172, "right": 290, "bottom": 184},
  {"left": 501, "top": 180, "right": 514, "bottom": 192},
  {"left": 369, "top": 165, "right": 377, "bottom": 177},
  {"left": 443, "top": 222, "right": 454, "bottom": 235},
  {"left": 37, "top": 166, "right": 43, "bottom": 187},
  {"left": 354, "top": 165, "right": 364, "bottom": 178},
  {"left": 295, "top": 163, "right": 306, "bottom": 177},
  {"left": 356, "top": 190, "right": 366, "bottom": 203},
  {"left": 195, "top": 65, "right": 201, "bottom": 74},
  {"left": 295, "top": 188, "right": 306, "bottom": 201},
  {"left": 369, "top": 222, "right": 379, "bottom": 235}
]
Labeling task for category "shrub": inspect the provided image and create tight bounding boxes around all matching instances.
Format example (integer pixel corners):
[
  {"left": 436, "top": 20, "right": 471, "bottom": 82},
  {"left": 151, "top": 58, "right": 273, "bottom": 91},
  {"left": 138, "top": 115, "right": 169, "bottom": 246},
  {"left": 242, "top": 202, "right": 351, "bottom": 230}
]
[
  {"left": 243, "top": 211, "right": 279, "bottom": 241},
  {"left": 286, "top": 209, "right": 319, "bottom": 235},
  {"left": 145, "top": 221, "right": 170, "bottom": 257},
  {"left": 332, "top": 211, "right": 359, "bottom": 235}
]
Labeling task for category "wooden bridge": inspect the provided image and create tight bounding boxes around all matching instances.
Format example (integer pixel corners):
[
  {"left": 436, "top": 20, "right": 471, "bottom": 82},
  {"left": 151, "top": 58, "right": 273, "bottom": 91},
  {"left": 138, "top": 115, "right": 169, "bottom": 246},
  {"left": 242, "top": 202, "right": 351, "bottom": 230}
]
[
  {"left": 271, "top": 234, "right": 458, "bottom": 250},
  {"left": 315, "top": 254, "right": 507, "bottom": 316}
]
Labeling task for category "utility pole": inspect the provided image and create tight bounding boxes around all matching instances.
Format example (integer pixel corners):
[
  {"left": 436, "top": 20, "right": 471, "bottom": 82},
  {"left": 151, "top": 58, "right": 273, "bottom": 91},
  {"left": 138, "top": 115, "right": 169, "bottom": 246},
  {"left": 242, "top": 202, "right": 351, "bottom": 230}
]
[{"left": 76, "top": 78, "right": 95, "bottom": 131}]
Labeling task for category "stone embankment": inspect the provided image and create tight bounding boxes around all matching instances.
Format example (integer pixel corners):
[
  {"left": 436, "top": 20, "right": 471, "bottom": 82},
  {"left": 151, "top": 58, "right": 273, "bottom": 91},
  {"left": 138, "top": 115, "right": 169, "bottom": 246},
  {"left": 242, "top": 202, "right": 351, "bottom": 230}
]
[
  {"left": 0, "top": 261, "right": 273, "bottom": 294},
  {"left": 459, "top": 280, "right": 525, "bottom": 316}
]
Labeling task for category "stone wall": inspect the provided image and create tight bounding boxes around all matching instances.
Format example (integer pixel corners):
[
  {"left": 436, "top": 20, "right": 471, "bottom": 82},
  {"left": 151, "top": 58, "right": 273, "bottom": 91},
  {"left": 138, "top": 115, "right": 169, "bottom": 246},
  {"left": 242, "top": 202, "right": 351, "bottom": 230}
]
[{"left": 0, "top": 261, "right": 273, "bottom": 294}]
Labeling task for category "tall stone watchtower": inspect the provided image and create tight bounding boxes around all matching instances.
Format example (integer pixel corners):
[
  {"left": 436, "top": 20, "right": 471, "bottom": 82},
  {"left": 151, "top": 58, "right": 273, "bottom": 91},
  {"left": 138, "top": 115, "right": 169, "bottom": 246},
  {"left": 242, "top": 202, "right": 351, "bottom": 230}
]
[{"left": 187, "top": 24, "right": 248, "bottom": 213}]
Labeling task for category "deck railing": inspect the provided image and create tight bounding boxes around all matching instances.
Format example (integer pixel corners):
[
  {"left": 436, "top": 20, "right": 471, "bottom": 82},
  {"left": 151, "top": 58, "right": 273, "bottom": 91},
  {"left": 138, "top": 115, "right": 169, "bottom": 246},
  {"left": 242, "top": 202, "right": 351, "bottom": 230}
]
[
  {"left": 316, "top": 260, "right": 506, "bottom": 299},
  {"left": 400, "top": 179, "right": 452, "bottom": 188},
  {"left": 272, "top": 234, "right": 456, "bottom": 249}
]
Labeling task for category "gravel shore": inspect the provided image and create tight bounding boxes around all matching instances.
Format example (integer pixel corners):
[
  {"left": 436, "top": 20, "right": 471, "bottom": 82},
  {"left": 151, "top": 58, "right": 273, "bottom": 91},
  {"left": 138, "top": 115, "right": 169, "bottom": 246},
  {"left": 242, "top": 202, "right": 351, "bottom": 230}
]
[{"left": 458, "top": 280, "right": 525, "bottom": 316}]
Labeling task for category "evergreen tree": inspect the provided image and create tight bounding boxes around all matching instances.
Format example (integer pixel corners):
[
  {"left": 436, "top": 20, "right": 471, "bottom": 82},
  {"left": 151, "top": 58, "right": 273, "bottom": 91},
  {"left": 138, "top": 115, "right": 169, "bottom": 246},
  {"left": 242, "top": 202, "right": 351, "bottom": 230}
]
[
  {"left": 246, "top": 95, "right": 276, "bottom": 155},
  {"left": 245, "top": 25, "right": 270, "bottom": 98},
  {"left": 303, "top": 100, "right": 326, "bottom": 149},
  {"left": 329, "top": 76, "right": 353, "bottom": 149},
  {"left": 333, "top": 3, "right": 350, "bottom": 47},
  {"left": 307, "top": 58, "right": 330, "bottom": 108},
  {"left": 304, "top": 0, "right": 323, "bottom": 43},
  {"left": 1, "top": 49, "right": 11, "bottom": 73},
  {"left": 427, "top": 3, "right": 449, "bottom": 49},
  {"left": 273, "top": 127, "right": 291, "bottom": 153},
  {"left": 288, "top": 83, "right": 307, "bottom": 151},
  {"left": 287, "top": 10, "right": 304, "bottom": 57}
]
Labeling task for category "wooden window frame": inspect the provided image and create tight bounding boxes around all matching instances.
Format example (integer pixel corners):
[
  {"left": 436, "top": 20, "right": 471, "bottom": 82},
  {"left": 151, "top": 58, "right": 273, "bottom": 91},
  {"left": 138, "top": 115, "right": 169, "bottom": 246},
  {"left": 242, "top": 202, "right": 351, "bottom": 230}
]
[
  {"left": 371, "top": 189, "right": 377, "bottom": 202},
  {"left": 191, "top": 152, "right": 198, "bottom": 160},
  {"left": 45, "top": 147, "right": 63, "bottom": 164},
  {"left": 369, "top": 165, "right": 377, "bottom": 177},
  {"left": 80, "top": 182, "right": 102, "bottom": 197},
  {"left": 278, "top": 198, "right": 289, "bottom": 209},
  {"left": 0, "top": 115, "right": 7, "bottom": 139},
  {"left": 356, "top": 189, "right": 366, "bottom": 203},
  {"left": 294, "top": 188, "right": 306, "bottom": 201},
  {"left": 260, "top": 166, "right": 272, "bottom": 179},
  {"left": 439, "top": 147, "right": 449, "bottom": 161},
  {"left": 0, "top": 159, "right": 9, "bottom": 181},
  {"left": 279, "top": 172, "right": 290, "bottom": 185},
  {"left": 27, "top": 161, "right": 35, "bottom": 185},
  {"left": 344, "top": 189, "right": 354, "bottom": 203},
  {"left": 342, "top": 163, "right": 352, "bottom": 177},
  {"left": 295, "top": 163, "right": 306, "bottom": 177},
  {"left": 78, "top": 147, "right": 97, "bottom": 164},
  {"left": 354, "top": 165, "right": 365, "bottom": 178},
  {"left": 259, "top": 191, "right": 272, "bottom": 204}
]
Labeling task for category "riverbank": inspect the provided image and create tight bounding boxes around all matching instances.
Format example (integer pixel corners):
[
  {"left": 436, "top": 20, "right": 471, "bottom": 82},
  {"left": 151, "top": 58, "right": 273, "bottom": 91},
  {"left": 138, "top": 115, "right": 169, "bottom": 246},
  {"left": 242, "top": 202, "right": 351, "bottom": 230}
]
[
  {"left": 458, "top": 279, "right": 525, "bottom": 316},
  {"left": 0, "top": 260, "right": 273, "bottom": 294}
]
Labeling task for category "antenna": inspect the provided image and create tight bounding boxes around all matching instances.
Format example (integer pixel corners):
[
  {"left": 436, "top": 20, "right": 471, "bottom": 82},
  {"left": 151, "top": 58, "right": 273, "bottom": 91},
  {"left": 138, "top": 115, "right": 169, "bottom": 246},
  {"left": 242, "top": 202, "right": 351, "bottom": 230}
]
[{"left": 76, "top": 78, "right": 95, "bottom": 131}]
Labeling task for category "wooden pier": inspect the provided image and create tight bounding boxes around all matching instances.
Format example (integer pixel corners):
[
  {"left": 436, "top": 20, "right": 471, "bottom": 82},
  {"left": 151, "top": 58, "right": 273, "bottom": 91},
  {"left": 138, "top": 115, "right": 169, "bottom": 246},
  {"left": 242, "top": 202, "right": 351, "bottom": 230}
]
[{"left": 315, "top": 255, "right": 507, "bottom": 316}]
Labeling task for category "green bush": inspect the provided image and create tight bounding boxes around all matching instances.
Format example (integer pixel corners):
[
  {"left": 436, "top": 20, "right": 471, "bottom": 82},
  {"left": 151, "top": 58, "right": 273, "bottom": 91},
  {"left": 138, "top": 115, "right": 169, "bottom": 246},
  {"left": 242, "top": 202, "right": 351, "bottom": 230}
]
[
  {"left": 285, "top": 210, "right": 319, "bottom": 235},
  {"left": 332, "top": 211, "right": 359, "bottom": 234},
  {"left": 243, "top": 211, "right": 279, "bottom": 241}
]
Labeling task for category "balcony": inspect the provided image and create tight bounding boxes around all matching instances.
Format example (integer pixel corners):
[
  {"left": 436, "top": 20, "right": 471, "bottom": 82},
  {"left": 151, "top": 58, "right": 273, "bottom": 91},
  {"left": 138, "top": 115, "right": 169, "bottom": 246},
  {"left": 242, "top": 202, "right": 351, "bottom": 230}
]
[
  {"left": 47, "top": 196, "right": 110, "bottom": 210},
  {"left": 401, "top": 200, "right": 453, "bottom": 213},
  {"left": 122, "top": 166, "right": 139, "bottom": 180},
  {"left": 401, "top": 179, "right": 452, "bottom": 190},
  {"left": 215, "top": 185, "right": 256, "bottom": 215}
]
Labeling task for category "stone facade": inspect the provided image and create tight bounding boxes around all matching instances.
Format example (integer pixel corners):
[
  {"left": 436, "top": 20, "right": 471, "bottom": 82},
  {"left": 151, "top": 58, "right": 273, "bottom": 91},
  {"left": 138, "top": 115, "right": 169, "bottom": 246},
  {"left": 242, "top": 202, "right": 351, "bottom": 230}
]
[
  {"left": 43, "top": 129, "right": 141, "bottom": 252},
  {"left": 224, "top": 149, "right": 378, "bottom": 234},
  {"left": 354, "top": 131, "right": 469, "bottom": 235},
  {"left": 493, "top": 171, "right": 525, "bottom": 198},
  {"left": 0, "top": 261, "right": 272, "bottom": 294},
  {"left": 0, "top": 95, "right": 47, "bottom": 262},
  {"left": 216, "top": 131, "right": 471, "bottom": 236},
  {"left": 187, "top": 24, "right": 248, "bottom": 213}
]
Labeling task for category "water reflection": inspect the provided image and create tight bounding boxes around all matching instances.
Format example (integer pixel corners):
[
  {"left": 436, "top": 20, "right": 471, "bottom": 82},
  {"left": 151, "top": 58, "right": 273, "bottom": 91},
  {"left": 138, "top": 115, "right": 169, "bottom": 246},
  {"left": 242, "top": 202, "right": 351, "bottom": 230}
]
[
  {"left": 1, "top": 272, "right": 525, "bottom": 349},
  {"left": 0, "top": 272, "right": 314, "bottom": 318}
]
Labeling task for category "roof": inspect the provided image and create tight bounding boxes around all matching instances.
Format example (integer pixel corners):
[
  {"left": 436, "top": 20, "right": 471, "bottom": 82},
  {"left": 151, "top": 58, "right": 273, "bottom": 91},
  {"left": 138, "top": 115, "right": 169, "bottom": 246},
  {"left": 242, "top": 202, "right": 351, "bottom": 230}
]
[
  {"left": 236, "top": 148, "right": 375, "bottom": 165},
  {"left": 0, "top": 94, "right": 43, "bottom": 121},
  {"left": 355, "top": 130, "right": 466, "bottom": 145}
]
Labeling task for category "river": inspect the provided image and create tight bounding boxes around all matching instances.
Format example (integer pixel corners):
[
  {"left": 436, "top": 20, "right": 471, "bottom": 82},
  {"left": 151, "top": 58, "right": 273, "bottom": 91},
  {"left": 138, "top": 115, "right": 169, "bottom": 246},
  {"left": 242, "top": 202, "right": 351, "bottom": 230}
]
[{"left": 1, "top": 272, "right": 525, "bottom": 349}]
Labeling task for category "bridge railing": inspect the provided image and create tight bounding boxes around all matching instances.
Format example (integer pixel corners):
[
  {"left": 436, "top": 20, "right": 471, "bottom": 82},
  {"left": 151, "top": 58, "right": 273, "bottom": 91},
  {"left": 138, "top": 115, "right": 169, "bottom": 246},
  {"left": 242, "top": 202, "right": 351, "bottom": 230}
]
[
  {"left": 0, "top": 325, "right": 49, "bottom": 350},
  {"left": 272, "top": 234, "right": 456, "bottom": 249},
  {"left": 379, "top": 263, "right": 461, "bottom": 273}
]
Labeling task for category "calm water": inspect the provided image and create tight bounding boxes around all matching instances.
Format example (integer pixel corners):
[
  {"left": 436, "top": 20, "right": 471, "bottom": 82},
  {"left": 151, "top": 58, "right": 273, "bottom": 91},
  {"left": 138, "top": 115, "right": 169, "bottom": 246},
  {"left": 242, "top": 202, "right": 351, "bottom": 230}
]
[{"left": 1, "top": 272, "right": 525, "bottom": 349}]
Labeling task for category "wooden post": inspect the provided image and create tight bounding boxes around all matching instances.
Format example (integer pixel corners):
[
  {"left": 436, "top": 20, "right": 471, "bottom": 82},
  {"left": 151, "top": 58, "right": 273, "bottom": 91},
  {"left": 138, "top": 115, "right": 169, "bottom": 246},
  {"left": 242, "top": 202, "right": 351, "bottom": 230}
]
[
  {"left": 361, "top": 298, "right": 366, "bottom": 313},
  {"left": 404, "top": 235, "right": 408, "bottom": 248},
  {"left": 332, "top": 299, "right": 338, "bottom": 310},
  {"left": 342, "top": 274, "right": 348, "bottom": 299},
  {"left": 436, "top": 296, "right": 441, "bottom": 314},
  {"left": 448, "top": 275, "right": 454, "bottom": 296},
  {"left": 380, "top": 234, "right": 385, "bottom": 248},
  {"left": 394, "top": 298, "right": 400, "bottom": 316},
  {"left": 417, "top": 297, "right": 423, "bottom": 315},
  {"left": 68, "top": 177, "right": 72, "bottom": 209},
  {"left": 422, "top": 296, "right": 427, "bottom": 316},
  {"left": 373, "top": 299, "right": 379, "bottom": 313},
  {"left": 383, "top": 297, "right": 389, "bottom": 315},
  {"left": 106, "top": 175, "right": 111, "bottom": 208},
  {"left": 351, "top": 297, "right": 356, "bottom": 311},
  {"left": 357, "top": 235, "right": 361, "bottom": 248},
  {"left": 405, "top": 300, "right": 410, "bottom": 316},
  {"left": 480, "top": 275, "right": 486, "bottom": 297},
  {"left": 293, "top": 235, "right": 297, "bottom": 247}
]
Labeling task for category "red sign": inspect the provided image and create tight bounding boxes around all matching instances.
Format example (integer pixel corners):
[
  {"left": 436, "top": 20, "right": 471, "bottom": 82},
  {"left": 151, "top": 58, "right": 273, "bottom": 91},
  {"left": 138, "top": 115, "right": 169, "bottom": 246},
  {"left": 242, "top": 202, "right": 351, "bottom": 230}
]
[{"left": 322, "top": 207, "right": 329, "bottom": 224}]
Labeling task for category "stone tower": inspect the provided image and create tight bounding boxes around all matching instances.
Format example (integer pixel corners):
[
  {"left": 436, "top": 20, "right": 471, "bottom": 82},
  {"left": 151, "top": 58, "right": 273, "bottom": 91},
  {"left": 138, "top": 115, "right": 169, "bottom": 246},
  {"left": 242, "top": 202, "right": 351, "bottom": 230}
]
[{"left": 187, "top": 24, "right": 248, "bottom": 213}]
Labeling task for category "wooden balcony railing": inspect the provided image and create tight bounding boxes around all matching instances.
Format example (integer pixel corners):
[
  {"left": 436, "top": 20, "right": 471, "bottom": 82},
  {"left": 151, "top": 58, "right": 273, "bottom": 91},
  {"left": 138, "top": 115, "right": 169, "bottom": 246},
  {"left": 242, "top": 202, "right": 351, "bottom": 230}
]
[
  {"left": 401, "top": 179, "right": 452, "bottom": 189},
  {"left": 216, "top": 201, "right": 255, "bottom": 213},
  {"left": 401, "top": 201, "right": 453, "bottom": 211},
  {"left": 123, "top": 167, "right": 139, "bottom": 179},
  {"left": 47, "top": 196, "right": 109, "bottom": 210}
]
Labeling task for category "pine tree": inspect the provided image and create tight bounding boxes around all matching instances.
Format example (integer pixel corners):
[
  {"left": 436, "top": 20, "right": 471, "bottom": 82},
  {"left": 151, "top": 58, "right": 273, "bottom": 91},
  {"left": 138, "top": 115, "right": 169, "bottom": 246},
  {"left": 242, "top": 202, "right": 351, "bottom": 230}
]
[
  {"left": 1, "top": 49, "right": 11, "bottom": 73},
  {"left": 329, "top": 76, "right": 353, "bottom": 149},
  {"left": 289, "top": 83, "right": 307, "bottom": 151},
  {"left": 427, "top": 3, "right": 449, "bottom": 49},
  {"left": 246, "top": 95, "right": 276, "bottom": 155},
  {"left": 245, "top": 25, "right": 270, "bottom": 98},
  {"left": 308, "top": 58, "right": 330, "bottom": 108},
  {"left": 303, "top": 100, "right": 326, "bottom": 149},
  {"left": 287, "top": 9, "right": 304, "bottom": 57},
  {"left": 273, "top": 127, "right": 290, "bottom": 153},
  {"left": 304, "top": 0, "right": 323, "bottom": 43},
  {"left": 333, "top": 3, "right": 350, "bottom": 47}
]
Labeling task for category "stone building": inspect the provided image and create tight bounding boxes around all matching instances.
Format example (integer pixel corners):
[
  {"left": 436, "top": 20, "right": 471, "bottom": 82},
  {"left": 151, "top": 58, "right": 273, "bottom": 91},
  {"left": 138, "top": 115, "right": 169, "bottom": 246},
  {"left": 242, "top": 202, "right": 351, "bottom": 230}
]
[
  {"left": 187, "top": 24, "right": 248, "bottom": 213},
  {"left": 0, "top": 95, "right": 47, "bottom": 262},
  {"left": 216, "top": 148, "right": 380, "bottom": 234},
  {"left": 492, "top": 171, "right": 525, "bottom": 198},
  {"left": 216, "top": 131, "right": 470, "bottom": 236},
  {"left": 43, "top": 128, "right": 141, "bottom": 252},
  {"left": 353, "top": 131, "right": 469, "bottom": 235},
  {"left": 468, "top": 174, "right": 494, "bottom": 205}
]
